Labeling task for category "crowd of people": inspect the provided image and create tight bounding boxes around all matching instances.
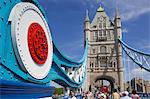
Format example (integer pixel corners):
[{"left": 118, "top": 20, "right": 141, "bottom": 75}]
[{"left": 66, "top": 89, "right": 141, "bottom": 99}]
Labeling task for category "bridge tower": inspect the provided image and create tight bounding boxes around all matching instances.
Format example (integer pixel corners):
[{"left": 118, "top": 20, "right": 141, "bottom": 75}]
[{"left": 84, "top": 6, "right": 124, "bottom": 92}]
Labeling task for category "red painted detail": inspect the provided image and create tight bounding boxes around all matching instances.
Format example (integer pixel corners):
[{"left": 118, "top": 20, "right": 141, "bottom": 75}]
[
  {"left": 101, "top": 86, "right": 108, "bottom": 93},
  {"left": 28, "top": 23, "right": 48, "bottom": 64}
]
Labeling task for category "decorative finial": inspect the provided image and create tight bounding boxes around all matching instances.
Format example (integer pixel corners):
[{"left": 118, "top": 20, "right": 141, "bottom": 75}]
[
  {"left": 97, "top": 3, "right": 104, "bottom": 12},
  {"left": 86, "top": 9, "right": 88, "bottom": 16},
  {"left": 115, "top": 7, "right": 120, "bottom": 18},
  {"left": 85, "top": 9, "right": 90, "bottom": 22},
  {"left": 99, "top": 3, "right": 102, "bottom": 8}
]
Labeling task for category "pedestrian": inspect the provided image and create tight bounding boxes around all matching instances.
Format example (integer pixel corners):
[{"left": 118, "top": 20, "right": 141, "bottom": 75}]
[
  {"left": 70, "top": 91, "right": 77, "bottom": 99},
  {"left": 98, "top": 93, "right": 107, "bottom": 99},
  {"left": 82, "top": 92, "right": 86, "bottom": 99},
  {"left": 120, "top": 91, "right": 131, "bottom": 99},
  {"left": 112, "top": 89, "right": 120, "bottom": 99},
  {"left": 86, "top": 91, "right": 93, "bottom": 99},
  {"left": 131, "top": 90, "right": 140, "bottom": 99}
]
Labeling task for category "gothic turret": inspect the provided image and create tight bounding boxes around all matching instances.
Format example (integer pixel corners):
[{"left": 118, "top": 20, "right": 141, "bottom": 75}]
[
  {"left": 84, "top": 10, "right": 90, "bottom": 45},
  {"left": 114, "top": 8, "right": 122, "bottom": 39},
  {"left": 114, "top": 8, "right": 124, "bottom": 91}
]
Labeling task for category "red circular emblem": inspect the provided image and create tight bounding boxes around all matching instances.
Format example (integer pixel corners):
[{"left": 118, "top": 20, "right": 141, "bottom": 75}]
[{"left": 28, "top": 23, "right": 48, "bottom": 64}]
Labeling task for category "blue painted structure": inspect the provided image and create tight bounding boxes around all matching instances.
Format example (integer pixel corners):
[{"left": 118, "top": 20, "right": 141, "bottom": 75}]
[
  {"left": 119, "top": 39, "right": 150, "bottom": 72},
  {"left": 0, "top": 0, "right": 148, "bottom": 98},
  {"left": 0, "top": 0, "right": 88, "bottom": 98}
]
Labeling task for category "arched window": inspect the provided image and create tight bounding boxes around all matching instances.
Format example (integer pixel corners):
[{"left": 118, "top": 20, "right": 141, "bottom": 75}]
[
  {"left": 103, "top": 17, "right": 106, "bottom": 28},
  {"left": 99, "top": 30, "right": 102, "bottom": 36},
  {"left": 114, "top": 62, "right": 116, "bottom": 67},
  {"left": 93, "top": 48, "right": 96, "bottom": 54},
  {"left": 103, "top": 30, "right": 106, "bottom": 36},
  {"left": 100, "top": 46, "right": 107, "bottom": 53},
  {"left": 93, "top": 31, "right": 97, "bottom": 41},
  {"left": 110, "top": 61, "right": 113, "bottom": 67},
  {"left": 99, "top": 23, "right": 102, "bottom": 28},
  {"left": 90, "top": 62, "right": 94, "bottom": 68},
  {"left": 101, "top": 60, "right": 107, "bottom": 67}
]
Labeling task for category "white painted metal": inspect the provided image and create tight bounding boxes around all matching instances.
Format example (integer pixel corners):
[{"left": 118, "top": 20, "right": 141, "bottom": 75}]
[{"left": 8, "top": 2, "right": 53, "bottom": 79}]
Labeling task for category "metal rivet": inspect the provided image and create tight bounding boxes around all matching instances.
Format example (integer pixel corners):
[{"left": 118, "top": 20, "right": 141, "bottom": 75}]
[
  {"left": 10, "top": 51, "right": 13, "bottom": 55},
  {"left": 1, "top": 71, "right": 4, "bottom": 75},
  {"left": 3, "top": 59, "right": 5, "bottom": 63},
  {"left": 1, "top": 17, "right": 4, "bottom": 21},
  {"left": 3, "top": 1, "right": 6, "bottom": 5}
]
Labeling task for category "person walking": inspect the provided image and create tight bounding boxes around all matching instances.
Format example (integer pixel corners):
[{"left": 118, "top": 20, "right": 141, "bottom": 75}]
[
  {"left": 70, "top": 91, "right": 77, "bottom": 99},
  {"left": 120, "top": 91, "right": 131, "bottom": 99},
  {"left": 131, "top": 90, "right": 140, "bottom": 99},
  {"left": 98, "top": 93, "right": 107, "bottom": 99},
  {"left": 112, "top": 89, "right": 120, "bottom": 99}
]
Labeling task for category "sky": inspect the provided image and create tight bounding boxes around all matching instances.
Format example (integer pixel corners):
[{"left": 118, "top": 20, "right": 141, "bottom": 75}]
[{"left": 38, "top": 0, "right": 150, "bottom": 81}]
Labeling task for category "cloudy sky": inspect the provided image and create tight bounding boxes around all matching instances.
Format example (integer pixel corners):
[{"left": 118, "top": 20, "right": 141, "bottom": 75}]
[{"left": 38, "top": 0, "right": 150, "bottom": 81}]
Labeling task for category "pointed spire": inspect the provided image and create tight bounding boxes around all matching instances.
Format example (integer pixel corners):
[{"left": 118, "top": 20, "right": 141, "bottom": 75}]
[
  {"left": 97, "top": 4, "right": 104, "bottom": 12},
  {"left": 115, "top": 7, "right": 120, "bottom": 18},
  {"left": 85, "top": 9, "right": 90, "bottom": 22}
]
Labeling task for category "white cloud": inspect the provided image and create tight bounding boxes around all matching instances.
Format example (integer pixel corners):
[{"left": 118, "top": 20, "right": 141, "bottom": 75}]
[
  {"left": 84, "top": 0, "right": 150, "bottom": 21},
  {"left": 122, "top": 28, "right": 128, "bottom": 33},
  {"left": 131, "top": 68, "right": 147, "bottom": 76},
  {"left": 59, "top": 37, "right": 84, "bottom": 60},
  {"left": 130, "top": 68, "right": 150, "bottom": 80},
  {"left": 119, "top": 0, "right": 150, "bottom": 21}
]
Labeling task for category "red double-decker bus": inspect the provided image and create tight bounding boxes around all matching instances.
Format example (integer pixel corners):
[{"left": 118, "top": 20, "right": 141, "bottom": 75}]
[{"left": 101, "top": 86, "right": 109, "bottom": 93}]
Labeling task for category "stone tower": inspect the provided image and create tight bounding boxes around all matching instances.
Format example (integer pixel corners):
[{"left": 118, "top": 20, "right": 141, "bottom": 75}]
[{"left": 84, "top": 6, "right": 124, "bottom": 92}]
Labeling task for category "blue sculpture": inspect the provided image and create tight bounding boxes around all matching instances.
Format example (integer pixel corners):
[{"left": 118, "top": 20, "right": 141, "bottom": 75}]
[{"left": 0, "top": 0, "right": 88, "bottom": 98}]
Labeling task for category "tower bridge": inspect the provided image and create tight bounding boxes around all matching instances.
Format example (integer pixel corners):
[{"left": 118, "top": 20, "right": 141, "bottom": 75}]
[
  {"left": 84, "top": 6, "right": 124, "bottom": 92},
  {"left": 0, "top": 0, "right": 150, "bottom": 98}
]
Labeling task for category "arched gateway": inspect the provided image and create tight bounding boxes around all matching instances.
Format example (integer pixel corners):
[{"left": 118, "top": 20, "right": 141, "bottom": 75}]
[
  {"left": 84, "top": 6, "right": 124, "bottom": 92},
  {"left": 94, "top": 75, "right": 115, "bottom": 92}
]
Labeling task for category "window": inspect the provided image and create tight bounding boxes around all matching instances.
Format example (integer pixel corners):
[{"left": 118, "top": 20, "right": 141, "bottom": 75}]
[
  {"left": 101, "top": 60, "right": 107, "bottom": 67},
  {"left": 103, "top": 17, "right": 106, "bottom": 28},
  {"left": 98, "top": 56, "right": 107, "bottom": 67},
  {"left": 93, "top": 48, "right": 95, "bottom": 54},
  {"left": 97, "top": 17, "right": 100, "bottom": 22},
  {"left": 93, "top": 31, "right": 97, "bottom": 41},
  {"left": 110, "top": 61, "right": 113, "bottom": 67},
  {"left": 95, "top": 62, "right": 98, "bottom": 67},
  {"left": 114, "top": 62, "right": 116, "bottom": 67},
  {"left": 107, "top": 30, "right": 111, "bottom": 40},
  {"left": 103, "top": 30, "right": 106, "bottom": 36},
  {"left": 100, "top": 46, "right": 107, "bottom": 53},
  {"left": 99, "top": 30, "right": 102, "bottom": 36},
  {"left": 93, "top": 25, "right": 97, "bottom": 28},
  {"left": 90, "top": 62, "right": 94, "bottom": 68},
  {"left": 99, "top": 23, "right": 102, "bottom": 28}
]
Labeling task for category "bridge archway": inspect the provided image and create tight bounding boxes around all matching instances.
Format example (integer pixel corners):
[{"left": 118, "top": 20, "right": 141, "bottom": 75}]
[{"left": 91, "top": 75, "right": 115, "bottom": 93}]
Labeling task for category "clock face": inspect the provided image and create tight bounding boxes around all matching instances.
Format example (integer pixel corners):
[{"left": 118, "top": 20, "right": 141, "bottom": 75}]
[{"left": 9, "top": 2, "right": 53, "bottom": 79}]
